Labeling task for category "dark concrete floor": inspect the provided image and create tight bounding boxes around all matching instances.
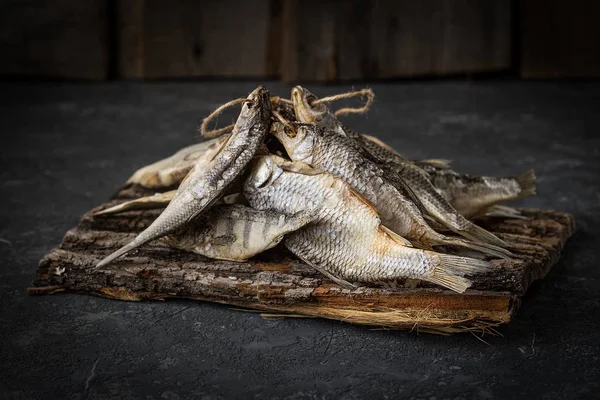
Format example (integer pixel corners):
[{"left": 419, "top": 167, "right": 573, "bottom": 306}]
[{"left": 1, "top": 81, "right": 599, "bottom": 399}]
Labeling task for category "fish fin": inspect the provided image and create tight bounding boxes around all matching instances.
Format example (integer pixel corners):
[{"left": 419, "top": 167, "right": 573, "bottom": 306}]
[
  {"left": 380, "top": 225, "right": 413, "bottom": 247},
  {"left": 381, "top": 166, "right": 428, "bottom": 214},
  {"left": 515, "top": 170, "right": 536, "bottom": 198},
  {"left": 315, "top": 267, "right": 358, "bottom": 289},
  {"left": 440, "top": 236, "right": 513, "bottom": 259},
  {"left": 416, "top": 159, "right": 453, "bottom": 169},
  {"left": 362, "top": 134, "right": 404, "bottom": 158},
  {"left": 213, "top": 256, "right": 250, "bottom": 262},
  {"left": 427, "top": 254, "right": 494, "bottom": 293},
  {"left": 424, "top": 215, "right": 450, "bottom": 232},
  {"left": 483, "top": 205, "right": 531, "bottom": 220},
  {"left": 457, "top": 222, "right": 509, "bottom": 248},
  {"left": 92, "top": 190, "right": 176, "bottom": 216},
  {"left": 278, "top": 160, "right": 325, "bottom": 176},
  {"left": 399, "top": 176, "right": 428, "bottom": 213},
  {"left": 348, "top": 187, "right": 380, "bottom": 216},
  {"left": 293, "top": 253, "right": 358, "bottom": 289},
  {"left": 354, "top": 140, "right": 428, "bottom": 214}
]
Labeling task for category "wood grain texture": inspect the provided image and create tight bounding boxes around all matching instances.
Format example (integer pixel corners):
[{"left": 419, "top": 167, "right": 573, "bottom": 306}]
[
  {"left": 31, "top": 184, "right": 574, "bottom": 332},
  {"left": 281, "top": 0, "right": 512, "bottom": 82},
  {"left": 116, "top": 0, "right": 273, "bottom": 79},
  {"left": 0, "top": 0, "right": 109, "bottom": 80},
  {"left": 521, "top": 0, "right": 600, "bottom": 78}
]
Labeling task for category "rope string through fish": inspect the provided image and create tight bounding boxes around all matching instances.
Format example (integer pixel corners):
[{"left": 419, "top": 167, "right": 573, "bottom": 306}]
[
  {"left": 200, "top": 98, "right": 254, "bottom": 138},
  {"left": 201, "top": 88, "right": 374, "bottom": 137},
  {"left": 312, "top": 88, "right": 375, "bottom": 116},
  {"left": 271, "top": 96, "right": 293, "bottom": 106},
  {"left": 272, "top": 110, "right": 296, "bottom": 134}
]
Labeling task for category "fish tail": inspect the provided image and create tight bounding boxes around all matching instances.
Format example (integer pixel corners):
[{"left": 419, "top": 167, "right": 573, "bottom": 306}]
[
  {"left": 93, "top": 197, "right": 201, "bottom": 270},
  {"left": 441, "top": 237, "right": 512, "bottom": 259},
  {"left": 92, "top": 234, "right": 153, "bottom": 271},
  {"left": 484, "top": 205, "right": 531, "bottom": 220},
  {"left": 458, "top": 222, "right": 508, "bottom": 248},
  {"left": 427, "top": 254, "right": 494, "bottom": 293},
  {"left": 516, "top": 169, "right": 536, "bottom": 198}
]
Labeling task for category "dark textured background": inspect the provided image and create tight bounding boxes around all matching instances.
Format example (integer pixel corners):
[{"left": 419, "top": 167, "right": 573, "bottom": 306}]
[
  {"left": 2, "top": 0, "right": 600, "bottom": 81},
  {"left": 1, "top": 81, "right": 599, "bottom": 399}
]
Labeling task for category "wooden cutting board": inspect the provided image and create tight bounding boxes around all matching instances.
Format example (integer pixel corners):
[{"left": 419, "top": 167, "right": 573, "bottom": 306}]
[{"left": 30, "top": 184, "right": 575, "bottom": 334}]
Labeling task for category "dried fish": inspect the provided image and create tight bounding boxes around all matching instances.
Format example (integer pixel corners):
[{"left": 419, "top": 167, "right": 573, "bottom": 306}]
[
  {"left": 358, "top": 136, "right": 536, "bottom": 219},
  {"left": 126, "top": 135, "right": 230, "bottom": 189},
  {"left": 271, "top": 122, "right": 511, "bottom": 259},
  {"left": 244, "top": 155, "right": 493, "bottom": 293},
  {"left": 164, "top": 204, "right": 314, "bottom": 262},
  {"left": 94, "top": 85, "right": 272, "bottom": 269},
  {"left": 290, "top": 86, "right": 508, "bottom": 250},
  {"left": 416, "top": 163, "right": 536, "bottom": 218}
]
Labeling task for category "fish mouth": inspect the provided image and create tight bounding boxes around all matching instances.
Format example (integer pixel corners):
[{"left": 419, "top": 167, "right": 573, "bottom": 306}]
[
  {"left": 246, "top": 85, "right": 271, "bottom": 118},
  {"left": 292, "top": 86, "right": 325, "bottom": 124}
]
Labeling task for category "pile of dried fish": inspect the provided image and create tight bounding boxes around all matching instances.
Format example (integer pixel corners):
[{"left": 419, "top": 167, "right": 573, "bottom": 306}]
[{"left": 93, "top": 86, "right": 536, "bottom": 293}]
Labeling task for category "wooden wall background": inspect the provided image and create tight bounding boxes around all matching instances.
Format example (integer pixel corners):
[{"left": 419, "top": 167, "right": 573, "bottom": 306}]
[{"left": 1, "top": 0, "right": 598, "bottom": 82}]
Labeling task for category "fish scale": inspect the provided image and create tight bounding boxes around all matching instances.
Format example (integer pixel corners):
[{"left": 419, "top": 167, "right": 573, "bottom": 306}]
[
  {"left": 271, "top": 122, "right": 512, "bottom": 259},
  {"left": 94, "top": 86, "right": 272, "bottom": 269},
  {"left": 288, "top": 85, "right": 510, "bottom": 252},
  {"left": 341, "top": 124, "right": 507, "bottom": 247},
  {"left": 244, "top": 156, "right": 493, "bottom": 292},
  {"left": 164, "top": 204, "right": 314, "bottom": 262},
  {"left": 311, "top": 129, "right": 421, "bottom": 238},
  {"left": 418, "top": 163, "right": 536, "bottom": 218}
]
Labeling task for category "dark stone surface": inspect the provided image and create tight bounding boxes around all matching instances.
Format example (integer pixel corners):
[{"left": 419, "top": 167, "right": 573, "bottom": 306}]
[{"left": 1, "top": 81, "right": 599, "bottom": 399}]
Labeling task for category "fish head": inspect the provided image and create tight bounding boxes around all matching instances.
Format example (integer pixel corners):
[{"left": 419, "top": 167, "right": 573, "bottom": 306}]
[
  {"left": 291, "top": 86, "right": 336, "bottom": 127},
  {"left": 246, "top": 155, "right": 285, "bottom": 192},
  {"left": 237, "top": 85, "right": 272, "bottom": 131},
  {"left": 270, "top": 121, "right": 315, "bottom": 163}
]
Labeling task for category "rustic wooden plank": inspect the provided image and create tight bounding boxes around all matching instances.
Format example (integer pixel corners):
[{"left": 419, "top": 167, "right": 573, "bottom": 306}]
[
  {"left": 281, "top": 0, "right": 512, "bottom": 82},
  {"left": 369, "top": 0, "right": 512, "bottom": 78},
  {"left": 30, "top": 184, "right": 574, "bottom": 332},
  {"left": 520, "top": 0, "right": 600, "bottom": 78},
  {"left": 116, "top": 0, "right": 145, "bottom": 79},
  {"left": 0, "top": 0, "right": 109, "bottom": 80},
  {"left": 116, "top": 0, "right": 272, "bottom": 79}
]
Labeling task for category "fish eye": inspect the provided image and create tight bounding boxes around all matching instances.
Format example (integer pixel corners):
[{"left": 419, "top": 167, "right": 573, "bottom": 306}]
[
  {"left": 306, "top": 94, "right": 318, "bottom": 106},
  {"left": 284, "top": 124, "right": 297, "bottom": 138}
]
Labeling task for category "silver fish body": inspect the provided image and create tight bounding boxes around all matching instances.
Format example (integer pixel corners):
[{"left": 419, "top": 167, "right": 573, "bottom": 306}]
[
  {"left": 359, "top": 136, "right": 536, "bottom": 218},
  {"left": 290, "top": 86, "right": 508, "bottom": 250},
  {"left": 243, "top": 156, "right": 493, "bottom": 293},
  {"left": 416, "top": 164, "right": 536, "bottom": 218},
  {"left": 164, "top": 204, "right": 314, "bottom": 262},
  {"left": 94, "top": 86, "right": 272, "bottom": 269},
  {"left": 271, "top": 123, "right": 511, "bottom": 259}
]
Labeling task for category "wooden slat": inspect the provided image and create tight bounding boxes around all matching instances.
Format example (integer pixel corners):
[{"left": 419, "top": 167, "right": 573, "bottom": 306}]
[
  {"left": 520, "top": 0, "right": 600, "bottom": 78},
  {"left": 0, "top": 0, "right": 109, "bottom": 80},
  {"left": 116, "top": 0, "right": 273, "bottom": 79},
  {"left": 281, "top": 0, "right": 513, "bottom": 82},
  {"left": 30, "top": 184, "right": 574, "bottom": 332}
]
